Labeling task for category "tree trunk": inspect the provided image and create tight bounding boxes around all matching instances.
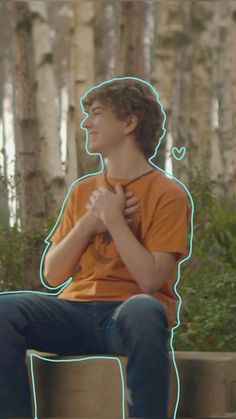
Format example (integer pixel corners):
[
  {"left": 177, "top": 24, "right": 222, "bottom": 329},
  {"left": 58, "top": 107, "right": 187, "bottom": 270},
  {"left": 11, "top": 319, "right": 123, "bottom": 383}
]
[
  {"left": 8, "top": 1, "right": 45, "bottom": 289},
  {"left": 117, "top": 1, "right": 147, "bottom": 79},
  {"left": 72, "top": 1, "right": 99, "bottom": 177},
  {"left": 171, "top": 1, "right": 213, "bottom": 189},
  {"left": 212, "top": 1, "right": 236, "bottom": 205},
  {"left": 29, "top": 1, "right": 67, "bottom": 215},
  {"left": 94, "top": 0, "right": 117, "bottom": 83}
]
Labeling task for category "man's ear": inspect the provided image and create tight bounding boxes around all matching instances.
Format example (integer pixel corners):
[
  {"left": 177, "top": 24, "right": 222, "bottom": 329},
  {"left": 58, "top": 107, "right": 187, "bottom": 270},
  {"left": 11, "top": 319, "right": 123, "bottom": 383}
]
[{"left": 123, "top": 113, "right": 138, "bottom": 135}]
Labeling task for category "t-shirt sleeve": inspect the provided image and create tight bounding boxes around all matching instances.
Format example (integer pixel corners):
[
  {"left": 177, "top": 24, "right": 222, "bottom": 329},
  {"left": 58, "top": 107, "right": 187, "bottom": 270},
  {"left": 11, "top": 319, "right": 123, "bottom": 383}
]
[
  {"left": 143, "top": 193, "right": 190, "bottom": 262},
  {"left": 48, "top": 186, "right": 76, "bottom": 244}
]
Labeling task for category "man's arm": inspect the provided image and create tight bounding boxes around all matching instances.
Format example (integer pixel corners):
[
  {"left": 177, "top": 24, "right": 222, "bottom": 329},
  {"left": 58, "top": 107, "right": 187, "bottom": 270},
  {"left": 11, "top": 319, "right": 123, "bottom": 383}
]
[
  {"left": 44, "top": 214, "right": 94, "bottom": 286},
  {"left": 105, "top": 212, "right": 168, "bottom": 294}
]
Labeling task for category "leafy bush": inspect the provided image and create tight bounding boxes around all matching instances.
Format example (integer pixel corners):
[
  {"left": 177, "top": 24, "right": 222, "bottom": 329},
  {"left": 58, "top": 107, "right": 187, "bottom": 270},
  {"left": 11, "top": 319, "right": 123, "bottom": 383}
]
[
  {"left": 0, "top": 215, "right": 57, "bottom": 292},
  {"left": 173, "top": 166, "right": 236, "bottom": 351}
]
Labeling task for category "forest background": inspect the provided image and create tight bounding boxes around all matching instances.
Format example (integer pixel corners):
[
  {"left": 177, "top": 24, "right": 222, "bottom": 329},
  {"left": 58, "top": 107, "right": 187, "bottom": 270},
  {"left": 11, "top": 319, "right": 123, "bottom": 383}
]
[{"left": 0, "top": 1, "right": 235, "bottom": 351}]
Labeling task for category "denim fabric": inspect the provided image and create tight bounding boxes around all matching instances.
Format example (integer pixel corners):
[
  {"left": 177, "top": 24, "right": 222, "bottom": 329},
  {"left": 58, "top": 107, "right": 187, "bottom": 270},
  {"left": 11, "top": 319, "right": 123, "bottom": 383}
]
[{"left": 0, "top": 292, "right": 171, "bottom": 418}]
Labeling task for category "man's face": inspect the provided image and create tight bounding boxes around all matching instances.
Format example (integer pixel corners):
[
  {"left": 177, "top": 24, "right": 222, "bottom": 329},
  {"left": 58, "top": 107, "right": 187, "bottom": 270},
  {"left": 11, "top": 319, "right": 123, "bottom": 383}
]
[{"left": 83, "top": 99, "right": 128, "bottom": 156}]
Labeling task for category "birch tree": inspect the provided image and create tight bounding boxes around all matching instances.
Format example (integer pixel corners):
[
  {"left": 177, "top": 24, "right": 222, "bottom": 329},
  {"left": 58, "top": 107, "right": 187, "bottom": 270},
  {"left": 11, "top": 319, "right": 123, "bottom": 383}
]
[
  {"left": 94, "top": 0, "right": 117, "bottom": 83},
  {"left": 8, "top": 1, "right": 45, "bottom": 288},
  {"left": 71, "top": 1, "right": 98, "bottom": 178},
  {"left": 211, "top": 1, "right": 236, "bottom": 203},
  {"left": 29, "top": 1, "right": 67, "bottom": 214},
  {"left": 150, "top": 1, "right": 178, "bottom": 171},
  {"left": 0, "top": 1, "right": 10, "bottom": 229}
]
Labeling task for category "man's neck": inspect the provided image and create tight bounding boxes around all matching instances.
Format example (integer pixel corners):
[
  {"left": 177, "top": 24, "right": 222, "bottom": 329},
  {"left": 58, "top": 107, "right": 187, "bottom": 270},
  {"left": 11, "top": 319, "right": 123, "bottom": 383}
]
[{"left": 105, "top": 162, "right": 154, "bottom": 179}]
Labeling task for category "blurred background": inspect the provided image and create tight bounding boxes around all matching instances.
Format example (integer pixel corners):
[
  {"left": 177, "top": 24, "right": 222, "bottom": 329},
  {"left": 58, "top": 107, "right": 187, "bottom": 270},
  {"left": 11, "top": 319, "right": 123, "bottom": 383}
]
[{"left": 0, "top": 0, "right": 235, "bottom": 351}]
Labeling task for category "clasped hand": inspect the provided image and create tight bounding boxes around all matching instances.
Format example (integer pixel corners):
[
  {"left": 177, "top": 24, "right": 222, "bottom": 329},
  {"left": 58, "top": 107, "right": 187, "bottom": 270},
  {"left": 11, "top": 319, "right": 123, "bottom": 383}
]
[{"left": 87, "top": 184, "right": 126, "bottom": 224}]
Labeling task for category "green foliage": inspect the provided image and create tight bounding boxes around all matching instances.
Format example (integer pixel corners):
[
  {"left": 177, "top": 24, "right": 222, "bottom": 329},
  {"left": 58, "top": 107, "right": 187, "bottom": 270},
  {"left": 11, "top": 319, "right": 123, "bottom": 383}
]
[
  {"left": 173, "top": 166, "right": 236, "bottom": 351},
  {"left": 0, "top": 215, "right": 56, "bottom": 292},
  {"left": 0, "top": 223, "right": 22, "bottom": 291}
]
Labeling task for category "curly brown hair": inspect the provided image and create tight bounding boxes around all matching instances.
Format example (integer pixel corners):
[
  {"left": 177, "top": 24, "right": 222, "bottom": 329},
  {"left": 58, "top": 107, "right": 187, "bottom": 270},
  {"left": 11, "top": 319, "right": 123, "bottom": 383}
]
[{"left": 82, "top": 78, "right": 164, "bottom": 159}]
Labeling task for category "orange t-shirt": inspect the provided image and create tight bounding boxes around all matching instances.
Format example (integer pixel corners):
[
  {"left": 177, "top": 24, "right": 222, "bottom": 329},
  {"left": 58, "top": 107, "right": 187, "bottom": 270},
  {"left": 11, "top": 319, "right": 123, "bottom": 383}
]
[{"left": 48, "top": 169, "right": 190, "bottom": 328}]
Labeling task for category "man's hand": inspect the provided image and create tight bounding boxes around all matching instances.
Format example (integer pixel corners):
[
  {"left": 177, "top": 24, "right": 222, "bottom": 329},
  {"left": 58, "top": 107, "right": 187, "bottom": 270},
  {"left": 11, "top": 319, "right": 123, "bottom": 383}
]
[
  {"left": 88, "top": 184, "right": 126, "bottom": 224},
  {"left": 86, "top": 188, "right": 140, "bottom": 234}
]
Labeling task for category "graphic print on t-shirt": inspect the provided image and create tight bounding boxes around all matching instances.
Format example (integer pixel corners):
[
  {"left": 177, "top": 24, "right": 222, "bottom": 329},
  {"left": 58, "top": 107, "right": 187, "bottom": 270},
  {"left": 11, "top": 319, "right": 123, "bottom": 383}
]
[{"left": 88, "top": 207, "right": 142, "bottom": 263}]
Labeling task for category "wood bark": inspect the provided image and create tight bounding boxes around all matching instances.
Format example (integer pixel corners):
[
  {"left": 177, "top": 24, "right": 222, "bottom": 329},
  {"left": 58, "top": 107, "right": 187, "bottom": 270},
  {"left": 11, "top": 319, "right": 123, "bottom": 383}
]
[
  {"left": 72, "top": 1, "right": 99, "bottom": 177},
  {"left": 8, "top": 1, "right": 45, "bottom": 288},
  {"left": 29, "top": 1, "right": 67, "bottom": 214},
  {"left": 211, "top": 1, "right": 236, "bottom": 203}
]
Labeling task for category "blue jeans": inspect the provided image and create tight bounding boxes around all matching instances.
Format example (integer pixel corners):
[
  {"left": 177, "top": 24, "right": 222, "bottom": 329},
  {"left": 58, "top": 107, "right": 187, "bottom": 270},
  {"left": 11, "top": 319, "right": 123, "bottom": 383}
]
[{"left": 0, "top": 292, "right": 171, "bottom": 418}]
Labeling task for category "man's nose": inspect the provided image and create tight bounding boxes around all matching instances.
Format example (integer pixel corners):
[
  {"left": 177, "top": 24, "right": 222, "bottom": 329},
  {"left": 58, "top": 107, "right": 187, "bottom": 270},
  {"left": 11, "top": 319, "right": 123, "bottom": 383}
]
[{"left": 82, "top": 117, "right": 92, "bottom": 130}]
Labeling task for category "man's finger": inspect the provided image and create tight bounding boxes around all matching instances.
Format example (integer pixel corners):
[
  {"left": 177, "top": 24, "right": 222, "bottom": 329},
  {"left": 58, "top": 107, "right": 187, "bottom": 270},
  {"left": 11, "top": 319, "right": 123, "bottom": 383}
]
[
  {"left": 98, "top": 186, "right": 107, "bottom": 193},
  {"left": 92, "top": 190, "right": 101, "bottom": 198}
]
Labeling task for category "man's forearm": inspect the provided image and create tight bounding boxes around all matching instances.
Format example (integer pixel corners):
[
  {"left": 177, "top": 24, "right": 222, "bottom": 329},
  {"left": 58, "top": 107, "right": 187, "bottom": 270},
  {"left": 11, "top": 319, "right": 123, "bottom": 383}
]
[
  {"left": 105, "top": 212, "right": 159, "bottom": 293},
  {"left": 44, "top": 214, "right": 94, "bottom": 286}
]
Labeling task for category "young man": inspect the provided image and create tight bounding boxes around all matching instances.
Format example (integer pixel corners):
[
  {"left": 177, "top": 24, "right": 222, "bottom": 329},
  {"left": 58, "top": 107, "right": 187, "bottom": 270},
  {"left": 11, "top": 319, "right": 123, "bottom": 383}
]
[{"left": 0, "top": 79, "right": 190, "bottom": 418}]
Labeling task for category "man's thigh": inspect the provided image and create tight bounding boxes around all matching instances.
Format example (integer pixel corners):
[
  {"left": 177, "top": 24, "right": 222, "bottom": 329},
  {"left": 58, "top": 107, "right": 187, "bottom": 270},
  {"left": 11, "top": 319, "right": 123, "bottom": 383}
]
[{"left": 0, "top": 292, "right": 98, "bottom": 355}]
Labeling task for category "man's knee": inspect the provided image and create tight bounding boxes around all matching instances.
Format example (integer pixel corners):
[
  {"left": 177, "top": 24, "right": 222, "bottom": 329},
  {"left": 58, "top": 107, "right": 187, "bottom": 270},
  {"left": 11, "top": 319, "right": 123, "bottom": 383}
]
[{"left": 112, "top": 293, "right": 167, "bottom": 326}]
